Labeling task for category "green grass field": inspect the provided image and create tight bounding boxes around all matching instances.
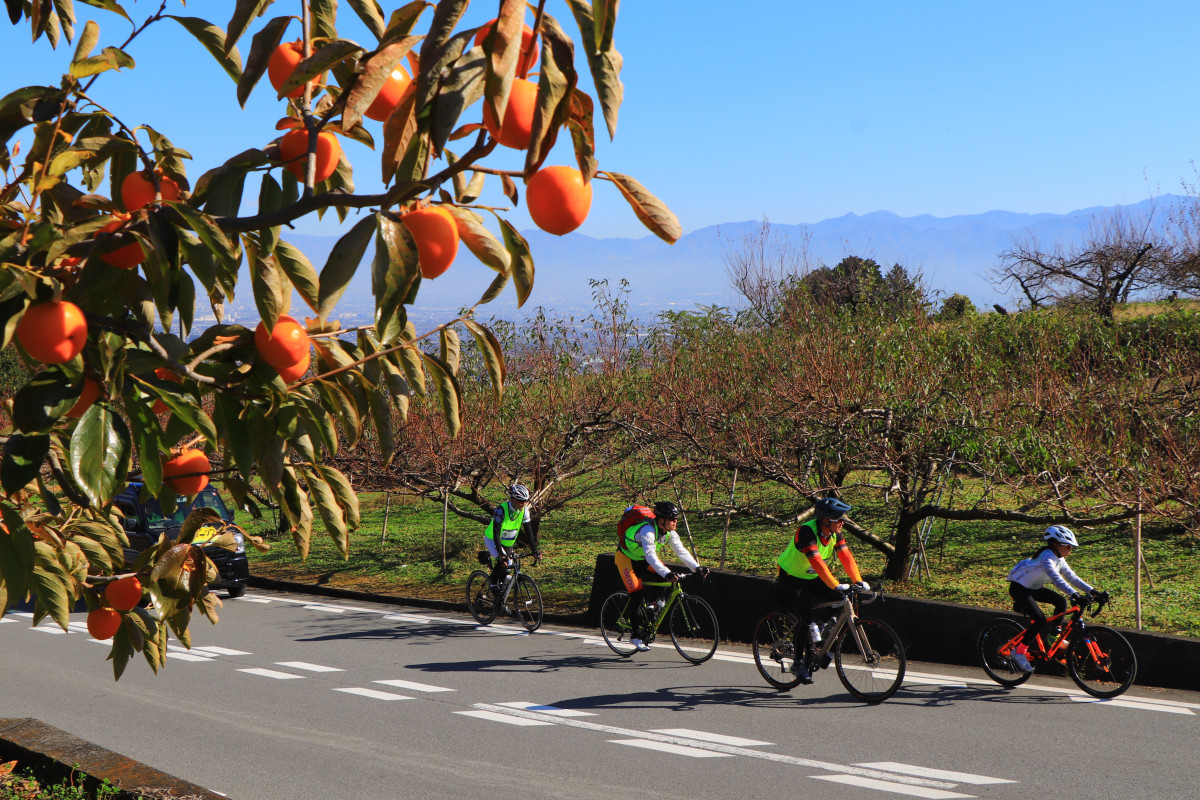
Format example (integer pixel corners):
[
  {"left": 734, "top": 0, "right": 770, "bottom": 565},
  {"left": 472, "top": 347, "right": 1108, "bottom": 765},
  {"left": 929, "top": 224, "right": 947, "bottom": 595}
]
[{"left": 242, "top": 487, "right": 1200, "bottom": 638}]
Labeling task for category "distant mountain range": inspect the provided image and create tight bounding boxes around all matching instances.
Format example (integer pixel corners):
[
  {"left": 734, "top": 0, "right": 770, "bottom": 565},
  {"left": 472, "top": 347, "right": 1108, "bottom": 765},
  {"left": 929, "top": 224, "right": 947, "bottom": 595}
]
[{"left": 215, "top": 195, "right": 1182, "bottom": 328}]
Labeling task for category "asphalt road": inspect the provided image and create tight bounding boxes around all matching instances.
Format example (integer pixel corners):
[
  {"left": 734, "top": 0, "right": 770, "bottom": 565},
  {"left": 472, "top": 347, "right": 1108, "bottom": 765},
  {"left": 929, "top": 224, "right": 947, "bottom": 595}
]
[{"left": 3, "top": 587, "right": 1198, "bottom": 800}]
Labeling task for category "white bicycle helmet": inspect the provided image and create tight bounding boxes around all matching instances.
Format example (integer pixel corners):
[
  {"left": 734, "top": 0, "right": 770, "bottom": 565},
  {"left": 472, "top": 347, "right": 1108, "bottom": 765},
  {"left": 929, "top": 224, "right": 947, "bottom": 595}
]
[
  {"left": 1043, "top": 525, "right": 1078, "bottom": 547},
  {"left": 508, "top": 483, "right": 531, "bottom": 502}
]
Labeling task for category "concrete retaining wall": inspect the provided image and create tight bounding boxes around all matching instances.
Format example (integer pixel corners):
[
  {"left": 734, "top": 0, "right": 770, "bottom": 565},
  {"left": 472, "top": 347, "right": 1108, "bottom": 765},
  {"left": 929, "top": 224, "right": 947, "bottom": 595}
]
[{"left": 587, "top": 554, "right": 1200, "bottom": 692}]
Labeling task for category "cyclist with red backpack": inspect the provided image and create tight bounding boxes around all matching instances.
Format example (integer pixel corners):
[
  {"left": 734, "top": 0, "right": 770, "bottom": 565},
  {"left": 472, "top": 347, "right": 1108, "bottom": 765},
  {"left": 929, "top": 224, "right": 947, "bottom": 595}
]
[{"left": 615, "top": 501, "right": 708, "bottom": 651}]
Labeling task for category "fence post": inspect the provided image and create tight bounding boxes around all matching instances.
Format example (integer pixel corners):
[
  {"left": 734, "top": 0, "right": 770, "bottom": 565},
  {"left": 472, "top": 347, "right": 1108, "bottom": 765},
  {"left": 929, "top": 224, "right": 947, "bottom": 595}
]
[
  {"left": 720, "top": 468, "right": 738, "bottom": 569},
  {"left": 1134, "top": 502, "right": 1143, "bottom": 630},
  {"left": 380, "top": 490, "right": 392, "bottom": 543}
]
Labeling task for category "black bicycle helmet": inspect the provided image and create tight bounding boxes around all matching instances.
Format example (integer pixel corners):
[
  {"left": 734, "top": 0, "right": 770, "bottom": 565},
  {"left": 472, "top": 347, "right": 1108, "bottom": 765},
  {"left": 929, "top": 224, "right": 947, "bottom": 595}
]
[
  {"left": 653, "top": 501, "right": 680, "bottom": 520},
  {"left": 813, "top": 497, "right": 851, "bottom": 520}
]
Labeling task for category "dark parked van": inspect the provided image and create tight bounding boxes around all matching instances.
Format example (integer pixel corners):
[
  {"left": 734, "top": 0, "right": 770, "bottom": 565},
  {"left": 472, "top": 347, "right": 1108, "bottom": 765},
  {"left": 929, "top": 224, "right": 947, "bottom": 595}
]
[{"left": 114, "top": 483, "right": 250, "bottom": 598}]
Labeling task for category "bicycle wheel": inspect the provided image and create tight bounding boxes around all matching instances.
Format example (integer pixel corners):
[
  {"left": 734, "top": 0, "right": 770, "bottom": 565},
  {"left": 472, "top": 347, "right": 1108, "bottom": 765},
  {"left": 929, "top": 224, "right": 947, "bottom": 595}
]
[
  {"left": 1067, "top": 625, "right": 1137, "bottom": 698},
  {"left": 977, "top": 618, "right": 1033, "bottom": 688},
  {"left": 669, "top": 595, "right": 719, "bottom": 664},
  {"left": 834, "top": 617, "right": 906, "bottom": 703},
  {"left": 599, "top": 591, "right": 639, "bottom": 657},
  {"left": 753, "top": 611, "right": 803, "bottom": 690},
  {"left": 510, "top": 574, "right": 544, "bottom": 632},
  {"left": 465, "top": 570, "right": 497, "bottom": 625}
]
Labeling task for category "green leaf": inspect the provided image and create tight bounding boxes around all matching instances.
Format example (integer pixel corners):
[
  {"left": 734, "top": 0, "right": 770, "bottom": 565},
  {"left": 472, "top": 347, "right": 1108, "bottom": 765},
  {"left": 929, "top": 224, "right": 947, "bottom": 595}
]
[
  {"left": 224, "top": 0, "right": 275, "bottom": 55},
  {"left": 524, "top": 13, "right": 576, "bottom": 176},
  {"left": 237, "top": 15, "right": 291, "bottom": 107},
  {"left": 421, "top": 351, "right": 462, "bottom": 437},
  {"left": 499, "top": 218, "right": 534, "bottom": 307},
  {"left": 275, "top": 239, "right": 321, "bottom": 313},
  {"left": 278, "top": 39, "right": 363, "bottom": 99},
  {"left": 168, "top": 16, "right": 243, "bottom": 83},
  {"left": 11, "top": 367, "right": 78, "bottom": 433},
  {"left": 431, "top": 44, "right": 486, "bottom": 154},
  {"left": 168, "top": 201, "right": 239, "bottom": 271},
  {"left": 477, "top": 271, "right": 508, "bottom": 306},
  {"left": 366, "top": 384, "right": 396, "bottom": 467},
  {"left": 1, "top": 434, "right": 50, "bottom": 495},
  {"left": 31, "top": 541, "right": 72, "bottom": 632},
  {"left": 565, "top": 0, "right": 623, "bottom": 139},
  {"left": 463, "top": 319, "right": 506, "bottom": 404},
  {"left": 71, "top": 19, "right": 99, "bottom": 64},
  {"left": 68, "top": 402, "right": 130, "bottom": 507},
  {"left": 343, "top": 36, "right": 421, "bottom": 132},
  {"left": 250, "top": 243, "right": 283, "bottom": 331},
  {"left": 347, "top": 0, "right": 387, "bottom": 40},
  {"left": 318, "top": 215, "right": 375, "bottom": 322},
  {"left": 396, "top": 340, "right": 425, "bottom": 397},
  {"left": 77, "top": 0, "right": 131, "bottom": 22},
  {"left": 318, "top": 465, "right": 361, "bottom": 529},
  {"left": 0, "top": 507, "right": 36, "bottom": 608},
  {"left": 306, "top": 468, "right": 349, "bottom": 558},
  {"left": 594, "top": 0, "right": 619, "bottom": 53},
  {"left": 439, "top": 327, "right": 460, "bottom": 375},
  {"left": 69, "top": 46, "right": 135, "bottom": 79},
  {"left": 384, "top": 1, "right": 428, "bottom": 41},
  {"left": 373, "top": 214, "right": 420, "bottom": 339},
  {"left": 214, "top": 395, "right": 255, "bottom": 478},
  {"left": 601, "top": 171, "right": 681, "bottom": 244}
]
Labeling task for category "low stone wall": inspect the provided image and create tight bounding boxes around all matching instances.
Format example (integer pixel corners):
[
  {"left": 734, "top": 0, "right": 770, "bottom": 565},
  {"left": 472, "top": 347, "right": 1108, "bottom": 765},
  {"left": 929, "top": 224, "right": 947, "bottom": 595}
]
[
  {"left": 0, "top": 718, "right": 223, "bottom": 800},
  {"left": 587, "top": 554, "right": 1200, "bottom": 692}
]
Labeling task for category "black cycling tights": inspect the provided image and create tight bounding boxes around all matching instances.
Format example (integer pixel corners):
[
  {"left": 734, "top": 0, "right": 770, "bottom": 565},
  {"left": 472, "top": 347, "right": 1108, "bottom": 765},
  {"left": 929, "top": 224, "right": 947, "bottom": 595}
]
[{"left": 1009, "top": 581, "right": 1066, "bottom": 646}]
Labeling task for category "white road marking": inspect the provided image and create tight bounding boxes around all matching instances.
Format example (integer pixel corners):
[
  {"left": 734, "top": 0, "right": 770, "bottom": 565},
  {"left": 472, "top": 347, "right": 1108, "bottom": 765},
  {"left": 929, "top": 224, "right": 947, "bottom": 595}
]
[
  {"left": 333, "top": 687, "right": 411, "bottom": 701},
  {"left": 610, "top": 739, "right": 732, "bottom": 758},
  {"left": 811, "top": 774, "right": 973, "bottom": 799},
  {"left": 31, "top": 626, "right": 66, "bottom": 635},
  {"left": 1069, "top": 696, "right": 1195, "bottom": 715},
  {"left": 234, "top": 596, "right": 272, "bottom": 603},
  {"left": 455, "top": 710, "right": 555, "bottom": 726},
  {"left": 194, "top": 646, "right": 252, "bottom": 657},
  {"left": 303, "top": 605, "right": 345, "bottom": 613},
  {"left": 466, "top": 704, "right": 958, "bottom": 790},
  {"left": 476, "top": 625, "right": 528, "bottom": 635},
  {"left": 895, "top": 674, "right": 967, "bottom": 688},
  {"left": 373, "top": 679, "right": 454, "bottom": 693},
  {"left": 238, "top": 668, "right": 304, "bottom": 680},
  {"left": 166, "top": 652, "right": 215, "bottom": 662},
  {"left": 384, "top": 614, "right": 434, "bottom": 624},
  {"left": 277, "top": 661, "right": 344, "bottom": 673},
  {"left": 855, "top": 763, "right": 1015, "bottom": 785},
  {"left": 650, "top": 729, "right": 772, "bottom": 747},
  {"left": 496, "top": 702, "right": 594, "bottom": 717},
  {"left": 0, "top": 618, "right": 13, "bottom": 623}
]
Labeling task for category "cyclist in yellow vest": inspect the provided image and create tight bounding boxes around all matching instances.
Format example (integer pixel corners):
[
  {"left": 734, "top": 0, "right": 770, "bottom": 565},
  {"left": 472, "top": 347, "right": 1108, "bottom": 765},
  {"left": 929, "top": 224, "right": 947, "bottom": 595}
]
[
  {"left": 484, "top": 484, "right": 539, "bottom": 592},
  {"left": 615, "top": 501, "right": 708, "bottom": 651},
  {"left": 776, "top": 497, "right": 869, "bottom": 683}
]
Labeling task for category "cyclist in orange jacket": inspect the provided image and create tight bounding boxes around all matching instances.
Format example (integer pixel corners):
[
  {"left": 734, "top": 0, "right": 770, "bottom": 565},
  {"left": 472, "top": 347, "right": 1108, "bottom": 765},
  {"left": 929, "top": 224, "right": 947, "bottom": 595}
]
[{"left": 775, "top": 497, "right": 868, "bottom": 683}]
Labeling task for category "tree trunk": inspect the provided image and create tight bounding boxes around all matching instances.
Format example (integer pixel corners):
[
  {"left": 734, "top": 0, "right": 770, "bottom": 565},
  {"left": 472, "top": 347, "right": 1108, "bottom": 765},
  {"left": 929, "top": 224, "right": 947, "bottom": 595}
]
[{"left": 884, "top": 505, "right": 919, "bottom": 580}]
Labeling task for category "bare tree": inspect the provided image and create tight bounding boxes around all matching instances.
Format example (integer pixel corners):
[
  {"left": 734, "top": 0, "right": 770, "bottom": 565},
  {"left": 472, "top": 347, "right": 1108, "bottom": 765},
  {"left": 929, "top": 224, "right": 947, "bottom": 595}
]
[
  {"left": 720, "top": 217, "right": 814, "bottom": 326},
  {"left": 993, "top": 206, "right": 1173, "bottom": 317}
]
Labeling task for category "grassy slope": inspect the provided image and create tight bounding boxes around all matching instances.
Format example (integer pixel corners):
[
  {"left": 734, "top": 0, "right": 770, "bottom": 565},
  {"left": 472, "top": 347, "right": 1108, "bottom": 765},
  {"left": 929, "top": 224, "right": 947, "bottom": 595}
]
[{"left": 242, "top": 486, "right": 1200, "bottom": 638}]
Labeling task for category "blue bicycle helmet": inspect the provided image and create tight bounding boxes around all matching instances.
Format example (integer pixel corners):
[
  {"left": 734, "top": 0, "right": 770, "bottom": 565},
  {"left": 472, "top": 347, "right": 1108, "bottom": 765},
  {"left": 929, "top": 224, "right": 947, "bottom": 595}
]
[{"left": 813, "top": 497, "right": 851, "bottom": 520}]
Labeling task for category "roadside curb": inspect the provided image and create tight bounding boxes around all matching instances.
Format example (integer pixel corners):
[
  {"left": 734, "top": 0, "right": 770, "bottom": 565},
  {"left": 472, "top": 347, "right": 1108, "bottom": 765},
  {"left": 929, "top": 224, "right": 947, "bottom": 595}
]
[
  {"left": 0, "top": 718, "right": 223, "bottom": 800},
  {"left": 246, "top": 575, "right": 590, "bottom": 628}
]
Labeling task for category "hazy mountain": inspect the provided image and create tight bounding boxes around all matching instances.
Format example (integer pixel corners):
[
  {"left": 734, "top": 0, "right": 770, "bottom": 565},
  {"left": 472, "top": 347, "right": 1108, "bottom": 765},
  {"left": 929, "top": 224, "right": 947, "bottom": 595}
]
[{"left": 217, "top": 195, "right": 1182, "bottom": 327}]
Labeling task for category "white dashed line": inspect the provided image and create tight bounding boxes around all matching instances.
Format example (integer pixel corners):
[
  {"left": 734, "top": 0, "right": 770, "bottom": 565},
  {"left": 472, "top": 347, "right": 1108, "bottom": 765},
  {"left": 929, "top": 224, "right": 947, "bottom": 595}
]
[
  {"left": 333, "top": 687, "right": 411, "bottom": 701},
  {"left": 166, "top": 652, "right": 215, "bottom": 662},
  {"left": 495, "top": 702, "right": 594, "bottom": 717},
  {"left": 303, "top": 605, "right": 345, "bottom": 613},
  {"left": 455, "top": 710, "right": 555, "bottom": 726},
  {"left": 31, "top": 626, "right": 66, "bottom": 635},
  {"left": 610, "top": 739, "right": 732, "bottom": 758},
  {"left": 855, "top": 763, "right": 1015, "bottom": 785},
  {"left": 193, "top": 646, "right": 252, "bottom": 656},
  {"left": 373, "top": 679, "right": 454, "bottom": 693},
  {"left": 1069, "top": 696, "right": 1195, "bottom": 715},
  {"left": 810, "top": 774, "right": 973, "bottom": 799},
  {"left": 651, "top": 729, "right": 772, "bottom": 747},
  {"left": 238, "top": 668, "right": 304, "bottom": 680},
  {"left": 277, "top": 661, "right": 344, "bottom": 673}
]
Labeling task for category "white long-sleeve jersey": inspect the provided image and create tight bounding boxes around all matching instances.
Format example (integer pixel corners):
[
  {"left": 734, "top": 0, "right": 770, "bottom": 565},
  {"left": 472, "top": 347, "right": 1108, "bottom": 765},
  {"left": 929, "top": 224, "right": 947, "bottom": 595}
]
[
  {"left": 1007, "top": 548, "right": 1094, "bottom": 596},
  {"left": 633, "top": 523, "right": 699, "bottom": 578}
]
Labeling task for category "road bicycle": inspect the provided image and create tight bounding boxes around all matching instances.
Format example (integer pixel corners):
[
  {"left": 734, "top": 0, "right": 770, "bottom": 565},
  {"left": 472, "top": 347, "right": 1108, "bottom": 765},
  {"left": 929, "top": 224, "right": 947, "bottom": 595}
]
[
  {"left": 598, "top": 574, "right": 719, "bottom": 663},
  {"left": 977, "top": 590, "right": 1136, "bottom": 698},
  {"left": 465, "top": 551, "right": 544, "bottom": 632},
  {"left": 752, "top": 585, "right": 906, "bottom": 703}
]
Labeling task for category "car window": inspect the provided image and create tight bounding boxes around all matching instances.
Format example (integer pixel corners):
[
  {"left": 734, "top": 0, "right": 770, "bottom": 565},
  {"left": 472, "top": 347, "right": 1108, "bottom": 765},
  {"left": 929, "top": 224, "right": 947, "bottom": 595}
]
[{"left": 142, "top": 488, "right": 233, "bottom": 531}]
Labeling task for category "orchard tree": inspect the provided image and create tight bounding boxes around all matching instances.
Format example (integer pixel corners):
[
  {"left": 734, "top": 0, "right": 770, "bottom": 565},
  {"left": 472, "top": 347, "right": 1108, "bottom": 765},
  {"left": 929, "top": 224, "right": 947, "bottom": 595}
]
[{"left": 0, "top": 0, "right": 678, "bottom": 678}]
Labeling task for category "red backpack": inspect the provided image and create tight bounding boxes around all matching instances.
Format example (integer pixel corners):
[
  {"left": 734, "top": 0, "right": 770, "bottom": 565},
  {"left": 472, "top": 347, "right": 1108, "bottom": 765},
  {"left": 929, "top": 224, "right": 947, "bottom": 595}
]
[{"left": 617, "top": 505, "right": 655, "bottom": 551}]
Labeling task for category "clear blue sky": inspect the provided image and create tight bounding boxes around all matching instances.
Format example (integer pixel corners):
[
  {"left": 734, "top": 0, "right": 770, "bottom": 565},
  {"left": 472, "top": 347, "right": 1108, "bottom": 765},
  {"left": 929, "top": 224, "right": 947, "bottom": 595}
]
[{"left": 6, "top": 1, "right": 1200, "bottom": 240}]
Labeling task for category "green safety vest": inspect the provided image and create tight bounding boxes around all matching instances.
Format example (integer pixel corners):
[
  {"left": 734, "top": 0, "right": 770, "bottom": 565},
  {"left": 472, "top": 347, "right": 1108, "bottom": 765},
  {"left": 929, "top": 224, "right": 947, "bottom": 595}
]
[
  {"left": 485, "top": 501, "right": 525, "bottom": 547},
  {"left": 617, "top": 506, "right": 657, "bottom": 561},
  {"left": 777, "top": 519, "right": 836, "bottom": 579}
]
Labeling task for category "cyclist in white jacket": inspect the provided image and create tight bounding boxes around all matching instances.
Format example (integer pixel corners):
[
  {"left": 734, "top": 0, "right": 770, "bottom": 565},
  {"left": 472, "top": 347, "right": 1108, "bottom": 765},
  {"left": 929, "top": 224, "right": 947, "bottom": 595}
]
[{"left": 1006, "top": 525, "right": 1103, "bottom": 672}]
